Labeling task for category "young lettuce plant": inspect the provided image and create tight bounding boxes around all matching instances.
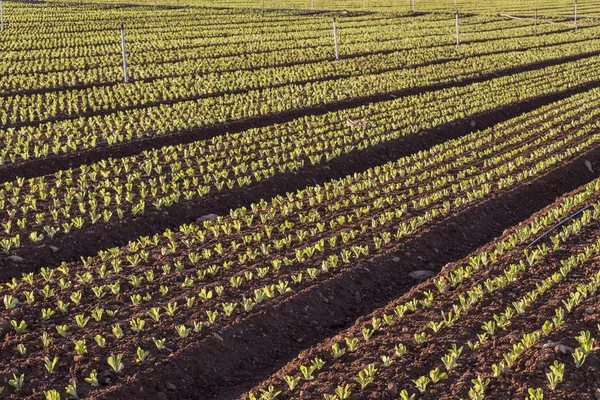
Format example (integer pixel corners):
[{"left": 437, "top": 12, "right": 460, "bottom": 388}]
[
  {"left": 468, "top": 376, "right": 490, "bottom": 400},
  {"left": 354, "top": 365, "right": 377, "bottom": 390},
  {"left": 412, "top": 375, "right": 430, "bottom": 393},
  {"left": 153, "top": 337, "right": 166, "bottom": 351},
  {"left": 107, "top": 354, "right": 124, "bottom": 373},
  {"left": 283, "top": 375, "right": 300, "bottom": 391},
  {"left": 65, "top": 380, "right": 78, "bottom": 399},
  {"left": 176, "top": 325, "right": 191, "bottom": 338},
  {"left": 335, "top": 384, "right": 351, "bottom": 399},
  {"left": 11, "top": 320, "right": 28, "bottom": 334},
  {"left": 573, "top": 347, "right": 588, "bottom": 368},
  {"left": 45, "top": 389, "right": 61, "bottom": 400},
  {"left": 8, "top": 373, "right": 24, "bottom": 389},
  {"left": 136, "top": 347, "right": 150, "bottom": 363},
  {"left": 73, "top": 340, "right": 87, "bottom": 356},
  {"left": 526, "top": 388, "right": 544, "bottom": 400},
  {"left": 429, "top": 367, "right": 447, "bottom": 383},
  {"left": 546, "top": 360, "right": 564, "bottom": 390},
  {"left": 16, "top": 343, "right": 26, "bottom": 356},
  {"left": 44, "top": 356, "right": 59, "bottom": 373},
  {"left": 85, "top": 370, "right": 100, "bottom": 387},
  {"left": 249, "top": 386, "right": 281, "bottom": 400},
  {"left": 4, "top": 294, "right": 19, "bottom": 309},
  {"left": 331, "top": 343, "right": 346, "bottom": 359},
  {"left": 95, "top": 335, "right": 106, "bottom": 348},
  {"left": 398, "top": 389, "right": 416, "bottom": 400}
]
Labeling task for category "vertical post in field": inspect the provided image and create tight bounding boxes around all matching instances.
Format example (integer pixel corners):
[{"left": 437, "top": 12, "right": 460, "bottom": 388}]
[
  {"left": 311, "top": 0, "right": 314, "bottom": 9},
  {"left": 410, "top": 0, "right": 414, "bottom": 12},
  {"left": 333, "top": 17, "right": 339, "bottom": 60},
  {"left": 1, "top": 0, "right": 4, "bottom": 32},
  {"left": 363, "top": 0, "right": 366, "bottom": 9},
  {"left": 154, "top": 0, "right": 157, "bottom": 21},
  {"left": 455, "top": 10, "right": 460, "bottom": 45},
  {"left": 574, "top": 0, "right": 577, "bottom": 29},
  {"left": 534, "top": 9, "right": 537, "bottom": 35},
  {"left": 120, "top": 23, "right": 130, "bottom": 84}
]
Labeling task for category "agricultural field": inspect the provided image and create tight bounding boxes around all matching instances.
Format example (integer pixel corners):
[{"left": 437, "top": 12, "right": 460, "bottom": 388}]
[
  {"left": 1, "top": 0, "right": 600, "bottom": 399},
  {"left": 51, "top": 0, "right": 600, "bottom": 15}
]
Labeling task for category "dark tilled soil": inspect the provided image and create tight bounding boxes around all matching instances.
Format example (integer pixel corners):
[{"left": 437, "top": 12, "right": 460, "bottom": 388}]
[
  {"left": 94, "top": 137, "right": 600, "bottom": 400},
  {"left": 3, "top": 78, "right": 600, "bottom": 281},
  {"left": 493, "top": 296, "right": 600, "bottom": 399}
]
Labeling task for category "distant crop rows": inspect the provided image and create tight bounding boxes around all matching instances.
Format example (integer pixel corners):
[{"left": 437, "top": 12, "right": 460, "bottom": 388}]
[
  {"left": 3, "top": 50, "right": 600, "bottom": 252},
  {"left": 47, "top": 0, "right": 600, "bottom": 17},
  {"left": 4, "top": 2, "right": 595, "bottom": 167}
]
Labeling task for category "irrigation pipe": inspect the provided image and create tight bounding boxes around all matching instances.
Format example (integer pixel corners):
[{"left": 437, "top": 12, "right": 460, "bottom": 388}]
[{"left": 528, "top": 204, "right": 594, "bottom": 248}]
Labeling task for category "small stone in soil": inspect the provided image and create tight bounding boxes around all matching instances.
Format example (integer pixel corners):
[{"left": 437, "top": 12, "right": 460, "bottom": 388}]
[
  {"left": 196, "top": 214, "right": 218, "bottom": 222},
  {"left": 354, "top": 292, "right": 362, "bottom": 303},
  {"left": 8, "top": 255, "right": 24, "bottom": 262},
  {"left": 386, "top": 383, "right": 399, "bottom": 397},
  {"left": 166, "top": 382, "right": 176, "bottom": 391},
  {"left": 555, "top": 344, "right": 574, "bottom": 354},
  {"left": 409, "top": 270, "right": 434, "bottom": 280},
  {"left": 48, "top": 245, "right": 59, "bottom": 253}
]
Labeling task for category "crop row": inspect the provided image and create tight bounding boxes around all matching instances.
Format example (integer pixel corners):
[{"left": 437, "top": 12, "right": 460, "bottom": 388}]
[
  {"left": 2, "top": 4, "right": 594, "bottom": 163},
  {"left": 1, "top": 19, "right": 589, "bottom": 128},
  {"left": 1, "top": 80, "right": 599, "bottom": 397},
  {"left": 495, "top": 310, "right": 598, "bottom": 398},
  {"left": 246, "top": 176, "right": 600, "bottom": 400},
  {"left": 408, "top": 0, "right": 600, "bottom": 16},
  {"left": 3, "top": 31, "right": 600, "bottom": 171},
  {"left": 2, "top": 16, "right": 597, "bottom": 150},
  {"left": 2, "top": 18, "right": 579, "bottom": 127},
  {"left": 1, "top": 53, "right": 599, "bottom": 253},
  {"left": 0, "top": 7, "right": 473, "bottom": 88},
  {"left": 48, "top": 0, "right": 600, "bottom": 17}
]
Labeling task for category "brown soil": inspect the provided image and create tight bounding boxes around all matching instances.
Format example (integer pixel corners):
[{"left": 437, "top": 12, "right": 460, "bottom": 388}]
[
  {"left": 91, "top": 138, "right": 599, "bottom": 400},
  {"left": 493, "top": 296, "right": 600, "bottom": 399},
  {"left": 234, "top": 172, "right": 600, "bottom": 400},
  {"left": 2, "top": 78, "right": 600, "bottom": 282}
]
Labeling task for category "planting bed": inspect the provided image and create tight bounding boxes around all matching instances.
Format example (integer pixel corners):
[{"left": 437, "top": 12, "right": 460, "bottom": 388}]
[
  {"left": 1, "top": 2, "right": 600, "bottom": 400},
  {"left": 245, "top": 178, "right": 600, "bottom": 400}
]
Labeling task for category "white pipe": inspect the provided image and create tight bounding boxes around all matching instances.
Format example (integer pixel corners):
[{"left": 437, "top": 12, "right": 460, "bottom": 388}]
[
  {"left": 121, "top": 23, "right": 130, "bottom": 83},
  {"left": 333, "top": 17, "right": 339, "bottom": 60}
]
